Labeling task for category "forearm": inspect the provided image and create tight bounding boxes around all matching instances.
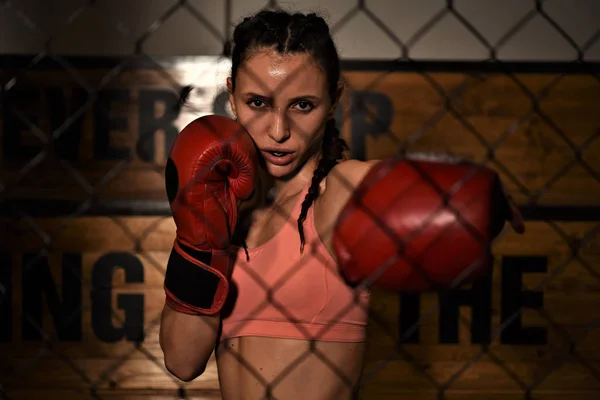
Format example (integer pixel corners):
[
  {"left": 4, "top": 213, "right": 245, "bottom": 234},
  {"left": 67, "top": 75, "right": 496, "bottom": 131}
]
[
  {"left": 160, "top": 304, "right": 220, "bottom": 381},
  {"left": 159, "top": 114, "right": 257, "bottom": 381}
]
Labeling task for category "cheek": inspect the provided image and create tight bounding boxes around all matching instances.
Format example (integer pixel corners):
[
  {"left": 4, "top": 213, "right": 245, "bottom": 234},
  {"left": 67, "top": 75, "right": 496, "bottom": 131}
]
[
  {"left": 235, "top": 102, "right": 269, "bottom": 141},
  {"left": 290, "top": 111, "right": 328, "bottom": 145}
]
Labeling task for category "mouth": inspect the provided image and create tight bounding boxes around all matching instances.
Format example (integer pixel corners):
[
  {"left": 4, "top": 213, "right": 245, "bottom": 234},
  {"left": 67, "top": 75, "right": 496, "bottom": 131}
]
[
  {"left": 268, "top": 151, "right": 288, "bottom": 157},
  {"left": 261, "top": 149, "right": 295, "bottom": 166}
]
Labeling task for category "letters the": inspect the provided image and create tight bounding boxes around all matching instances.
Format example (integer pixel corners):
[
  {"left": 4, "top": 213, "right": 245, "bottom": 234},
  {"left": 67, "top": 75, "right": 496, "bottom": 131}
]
[
  {"left": 501, "top": 256, "right": 548, "bottom": 345},
  {"left": 398, "top": 293, "right": 420, "bottom": 344},
  {"left": 438, "top": 272, "right": 493, "bottom": 344}
]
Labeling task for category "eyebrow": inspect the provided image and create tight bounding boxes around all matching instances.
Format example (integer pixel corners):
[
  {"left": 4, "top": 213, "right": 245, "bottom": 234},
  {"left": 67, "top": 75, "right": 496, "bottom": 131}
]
[{"left": 243, "top": 92, "right": 322, "bottom": 102}]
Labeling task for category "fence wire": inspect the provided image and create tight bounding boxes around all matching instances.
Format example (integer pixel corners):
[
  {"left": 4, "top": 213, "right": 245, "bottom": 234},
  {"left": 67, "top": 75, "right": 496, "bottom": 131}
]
[{"left": 1, "top": 0, "right": 599, "bottom": 399}]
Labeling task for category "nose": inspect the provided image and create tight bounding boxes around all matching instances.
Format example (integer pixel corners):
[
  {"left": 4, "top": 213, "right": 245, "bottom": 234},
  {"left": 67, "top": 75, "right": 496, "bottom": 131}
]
[{"left": 267, "top": 108, "right": 291, "bottom": 143}]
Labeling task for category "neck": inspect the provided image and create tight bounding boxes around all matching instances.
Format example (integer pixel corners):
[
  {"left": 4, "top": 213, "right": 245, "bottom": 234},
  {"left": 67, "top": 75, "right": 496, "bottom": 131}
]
[
  {"left": 244, "top": 153, "right": 321, "bottom": 212},
  {"left": 272, "top": 155, "right": 318, "bottom": 198},
  {"left": 252, "top": 154, "right": 318, "bottom": 206}
]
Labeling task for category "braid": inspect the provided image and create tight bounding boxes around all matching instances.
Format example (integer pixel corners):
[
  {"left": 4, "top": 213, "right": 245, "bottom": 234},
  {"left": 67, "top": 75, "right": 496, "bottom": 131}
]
[
  {"left": 225, "top": 10, "right": 345, "bottom": 254},
  {"left": 297, "top": 119, "right": 348, "bottom": 253}
]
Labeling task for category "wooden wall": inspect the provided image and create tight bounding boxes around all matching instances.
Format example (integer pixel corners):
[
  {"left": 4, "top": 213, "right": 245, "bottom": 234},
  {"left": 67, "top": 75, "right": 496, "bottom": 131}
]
[{"left": 1, "top": 59, "right": 599, "bottom": 399}]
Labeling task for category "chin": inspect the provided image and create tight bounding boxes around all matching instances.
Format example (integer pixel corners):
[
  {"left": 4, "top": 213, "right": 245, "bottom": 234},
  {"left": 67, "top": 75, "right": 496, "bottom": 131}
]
[{"left": 264, "top": 162, "right": 297, "bottom": 178}]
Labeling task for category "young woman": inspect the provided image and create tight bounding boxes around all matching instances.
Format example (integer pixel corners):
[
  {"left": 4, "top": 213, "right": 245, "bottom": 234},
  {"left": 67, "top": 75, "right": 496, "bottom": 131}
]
[
  {"left": 159, "top": 8, "right": 523, "bottom": 400},
  {"left": 160, "top": 9, "right": 377, "bottom": 400}
]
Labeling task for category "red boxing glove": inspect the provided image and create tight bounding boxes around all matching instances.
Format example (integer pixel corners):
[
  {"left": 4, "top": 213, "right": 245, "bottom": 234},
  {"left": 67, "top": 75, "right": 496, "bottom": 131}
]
[
  {"left": 164, "top": 115, "right": 258, "bottom": 315},
  {"left": 333, "top": 155, "right": 524, "bottom": 293}
]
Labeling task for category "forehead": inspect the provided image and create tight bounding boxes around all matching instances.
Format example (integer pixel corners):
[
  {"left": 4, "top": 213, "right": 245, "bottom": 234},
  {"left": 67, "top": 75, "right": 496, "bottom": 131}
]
[{"left": 236, "top": 49, "right": 328, "bottom": 97}]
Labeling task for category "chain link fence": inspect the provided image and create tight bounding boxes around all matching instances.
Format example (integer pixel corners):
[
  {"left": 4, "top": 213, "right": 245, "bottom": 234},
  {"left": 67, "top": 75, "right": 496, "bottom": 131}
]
[{"left": 1, "top": 0, "right": 599, "bottom": 399}]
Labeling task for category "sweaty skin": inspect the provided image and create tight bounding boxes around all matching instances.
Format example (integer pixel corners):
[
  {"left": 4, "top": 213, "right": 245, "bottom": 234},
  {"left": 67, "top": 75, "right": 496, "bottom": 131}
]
[{"left": 216, "top": 50, "right": 378, "bottom": 400}]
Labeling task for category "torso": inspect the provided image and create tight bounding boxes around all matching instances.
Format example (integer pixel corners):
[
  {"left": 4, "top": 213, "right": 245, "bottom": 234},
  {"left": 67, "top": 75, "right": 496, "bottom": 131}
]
[
  {"left": 217, "top": 336, "right": 365, "bottom": 400},
  {"left": 216, "top": 160, "right": 377, "bottom": 400}
]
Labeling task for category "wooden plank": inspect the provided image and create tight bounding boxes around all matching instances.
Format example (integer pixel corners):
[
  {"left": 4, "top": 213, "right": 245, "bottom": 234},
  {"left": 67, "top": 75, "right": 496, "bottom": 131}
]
[
  {"left": 0, "top": 216, "right": 176, "bottom": 252},
  {"left": 358, "top": 358, "right": 600, "bottom": 392},
  {"left": 1, "top": 357, "right": 220, "bottom": 390},
  {"left": 3, "top": 388, "right": 599, "bottom": 400},
  {"left": 359, "top": 390, "right": 600, "bottom": 400},
  {"left": 1, "top": 212, "right": 598, "bottom": 397},
  {"left": 1, "top": 391, "right": 222, "bottom": 400},
  {"left": 1, "top": 218, "right": 598, "bottom": 351},
  {"left": 1, "top": 213, "right": 599, "bottom": 254},
  {"left": 342, "top": 72, "right": 600, "bottom": 117},
  {"left": 2, "top": 357, "right": 599, "bottom": 392},
  {"left": 340, "top": 73, "right": 600, "bottom": 206},
  {"left": 2, "top": 218, "right": 598, "bottom": 293},
  {"left": 3, "top": 302, "right": 598, "bottom": 361},
  {"left": 1, "top": 67, "right": 598, "bottom": 206},
  {"left": 354, "top": 113, "right": 600, "bottom": 206}
]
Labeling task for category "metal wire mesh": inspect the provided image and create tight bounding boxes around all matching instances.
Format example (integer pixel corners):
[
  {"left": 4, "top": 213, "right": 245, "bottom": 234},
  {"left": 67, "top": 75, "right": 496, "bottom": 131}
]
[{"left": 1, "top": 0, "right": 599, "bottom": 399}]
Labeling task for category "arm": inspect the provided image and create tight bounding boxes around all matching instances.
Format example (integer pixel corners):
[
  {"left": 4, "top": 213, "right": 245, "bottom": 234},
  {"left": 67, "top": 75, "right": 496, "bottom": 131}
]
[
  {"left": 160, "top": 115, "right": 258, "bottom": 381},
  {"left": 331, "top": 154, "right": 524, "bottom": 292},
  {"left": 326, "top": 160, "right": 380, "bottom": 203},
  {"left": 317, "top": 159, "right": 380, "bottom": 261},
  {"left": 159, "top": 305, "right": 219, "bottom": 381}
]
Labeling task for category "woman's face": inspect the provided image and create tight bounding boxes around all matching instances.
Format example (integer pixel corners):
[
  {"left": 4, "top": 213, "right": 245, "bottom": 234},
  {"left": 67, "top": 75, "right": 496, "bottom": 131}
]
[{"left": 228, "top": 49, "right": 333, "bottom": 178}]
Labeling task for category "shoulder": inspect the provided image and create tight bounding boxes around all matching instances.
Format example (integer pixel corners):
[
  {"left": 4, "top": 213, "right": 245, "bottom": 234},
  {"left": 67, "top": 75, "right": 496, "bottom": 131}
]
[
  {"left": 325, "top": 159, "right": 381, "bottom": 194},
  {"left": 318, "top": 159, "right": 381, "bottom": 211},
  {"left": 312, "top": 159, "right": 382, "bottom": 253}
]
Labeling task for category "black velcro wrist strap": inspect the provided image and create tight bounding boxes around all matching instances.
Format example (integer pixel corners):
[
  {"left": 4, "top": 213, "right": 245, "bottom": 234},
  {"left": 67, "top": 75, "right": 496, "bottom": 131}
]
[
  {"left": 177, "top": 241, "right": 213, "bottom": 265},
  {"left": 164, "top": 243, "right": 221, "bottom": 310}
]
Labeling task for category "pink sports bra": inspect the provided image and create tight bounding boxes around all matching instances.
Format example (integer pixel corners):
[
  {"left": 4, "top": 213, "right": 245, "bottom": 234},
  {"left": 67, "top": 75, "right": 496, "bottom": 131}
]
[{"left": 220, "top": 185, "right": 370, "bottom": 343}]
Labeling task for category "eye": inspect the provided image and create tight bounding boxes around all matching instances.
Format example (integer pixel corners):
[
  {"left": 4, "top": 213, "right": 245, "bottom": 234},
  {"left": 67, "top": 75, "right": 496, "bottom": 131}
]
[
  {"left": 247, "top": 98, "right": 267, "bottom": 109},
  {"left": 292, "top": 101, "right": 314, "bottom": 112}
]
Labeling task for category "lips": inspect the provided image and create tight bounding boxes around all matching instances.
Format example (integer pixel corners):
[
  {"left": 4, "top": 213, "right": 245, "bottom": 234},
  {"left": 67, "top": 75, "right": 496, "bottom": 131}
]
[{"left": 261, "top": 148, "right": 295, "bottom": 166}]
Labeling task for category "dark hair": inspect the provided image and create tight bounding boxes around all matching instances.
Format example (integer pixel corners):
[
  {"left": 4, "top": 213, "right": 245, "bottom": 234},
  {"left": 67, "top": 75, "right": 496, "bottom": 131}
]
[
  {"left": 233, "top": 10, "right": 348, "bottom": 253},
  {"left": 179, "top": 10, "right": 348, "bottom": 253}
]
